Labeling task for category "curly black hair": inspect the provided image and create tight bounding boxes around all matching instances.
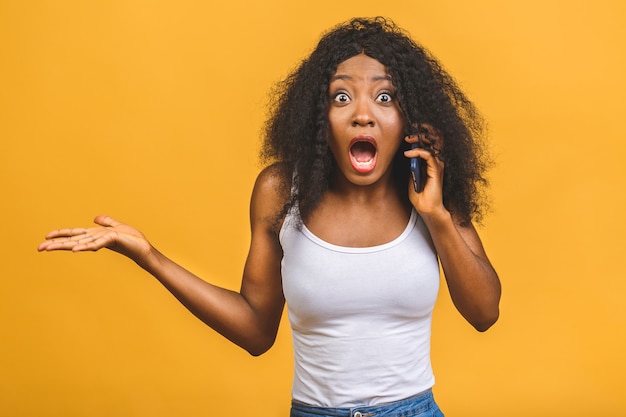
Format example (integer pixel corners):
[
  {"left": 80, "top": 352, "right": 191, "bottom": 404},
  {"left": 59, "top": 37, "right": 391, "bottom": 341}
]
[{"left": 261, "top": 17, "right": 491, "bottom": 226}]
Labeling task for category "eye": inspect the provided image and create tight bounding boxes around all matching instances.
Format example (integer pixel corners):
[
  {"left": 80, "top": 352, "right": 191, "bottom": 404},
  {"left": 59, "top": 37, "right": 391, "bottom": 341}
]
[
  {"left": 376, "top": 92, "right": 394, "bottom": 103},
  {"left": 333, "top": 92, "right": 350, "bottom": 103}
]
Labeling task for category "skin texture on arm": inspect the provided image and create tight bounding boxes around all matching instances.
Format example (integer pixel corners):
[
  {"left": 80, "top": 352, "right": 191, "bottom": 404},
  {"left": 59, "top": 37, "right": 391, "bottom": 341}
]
[
  {"left": 421, "top": 210, "right": 501, "bottom": 332},
  {"left": 38, "top": 165, "right": 287, "bottom": 355},
  {"left": 405, "top": 131, "right": 501, "bottom": 332}
]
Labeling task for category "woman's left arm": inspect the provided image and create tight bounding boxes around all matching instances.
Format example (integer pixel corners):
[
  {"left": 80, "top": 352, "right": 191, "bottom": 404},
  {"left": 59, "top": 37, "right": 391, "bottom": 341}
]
[
  {"left": 422, "top": 211, "right": 501, "bottom": 331},
  {"left": 405, "top": 132, "right": 501, "bottom": 331}
]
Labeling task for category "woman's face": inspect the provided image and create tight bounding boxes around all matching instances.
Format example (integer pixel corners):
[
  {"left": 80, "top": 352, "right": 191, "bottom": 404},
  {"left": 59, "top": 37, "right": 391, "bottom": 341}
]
[{"left": 327, "top": 53, "right": 405, "bottom": 188}]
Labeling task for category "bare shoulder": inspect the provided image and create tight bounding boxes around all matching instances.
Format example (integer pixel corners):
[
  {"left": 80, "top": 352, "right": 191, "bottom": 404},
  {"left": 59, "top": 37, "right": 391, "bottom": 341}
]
[
  {"left": 254, "top": 163, "right": 291, "bottom": 194},
  {"left": 250, "top": 163, "right": 292, "bottom": 234}
]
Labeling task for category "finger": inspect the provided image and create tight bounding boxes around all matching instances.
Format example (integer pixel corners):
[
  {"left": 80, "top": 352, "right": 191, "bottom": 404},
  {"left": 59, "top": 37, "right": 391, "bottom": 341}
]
[
  {"left": 405, "top": 149, "right": 445, "bottom": 180},
  {"left": 39, "top": 227, "right": 102, "bottom": 251},
  {"left": 38, "top": 237, "right": 81, "bottom": 252},
  {"left": 44, "top": 227, "right": 90, "bottom": 239},
  {"left": 405, "top": 134, "right": 420, "bottom": 143},
  {"left": 93, "top": 215, "right": 122, "bottom": 228},
  {"left": 42, "top": 230, "right": 113, "bottom": 252},
  {"left": 422, "top": 150, "right": 445, "bottom": 173},
  {"left": 405, "top": 132, "right": 439, "bottom": 149},
  {"left": 403, "top": 147, "right": 435, "bottom": 159}
]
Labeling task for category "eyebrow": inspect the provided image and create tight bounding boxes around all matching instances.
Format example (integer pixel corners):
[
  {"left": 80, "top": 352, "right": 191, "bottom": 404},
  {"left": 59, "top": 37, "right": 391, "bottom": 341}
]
[{"left": 330, "top": 74, "right": 392, "bottom": 82}]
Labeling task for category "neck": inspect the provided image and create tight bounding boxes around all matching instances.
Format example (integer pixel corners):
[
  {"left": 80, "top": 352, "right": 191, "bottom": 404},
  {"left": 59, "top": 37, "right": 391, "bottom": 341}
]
[{"left": 329, "top": 170, "right": 405, "bottom": 205}]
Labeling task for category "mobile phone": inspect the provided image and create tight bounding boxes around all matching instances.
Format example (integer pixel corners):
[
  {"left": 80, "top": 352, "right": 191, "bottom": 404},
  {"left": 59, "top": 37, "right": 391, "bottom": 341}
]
[{"left": 410, "top": 141, "right": 426, "bottom": 193}]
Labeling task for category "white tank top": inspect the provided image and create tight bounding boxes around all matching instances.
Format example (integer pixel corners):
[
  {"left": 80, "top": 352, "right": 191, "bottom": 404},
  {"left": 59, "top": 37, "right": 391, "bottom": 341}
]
[{"left": 280, "top": 208, "right": 440, "bottom": 407}]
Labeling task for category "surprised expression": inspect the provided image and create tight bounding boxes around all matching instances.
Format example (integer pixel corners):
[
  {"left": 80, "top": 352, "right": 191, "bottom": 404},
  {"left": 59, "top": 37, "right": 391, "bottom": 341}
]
[{"left": 327, "top": 53, "right": 405, "bottom": 187}]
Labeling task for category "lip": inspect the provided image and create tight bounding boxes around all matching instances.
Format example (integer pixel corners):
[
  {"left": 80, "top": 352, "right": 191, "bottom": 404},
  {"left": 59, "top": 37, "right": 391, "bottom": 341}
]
[{"left": 349, "top": 135, "right": 377, "bottom": 148}]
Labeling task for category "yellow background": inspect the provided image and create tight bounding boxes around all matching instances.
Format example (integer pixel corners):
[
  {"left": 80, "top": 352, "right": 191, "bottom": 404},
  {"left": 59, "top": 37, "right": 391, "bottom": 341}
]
[{"left": 1, "top": 0, "right": 625, "bottom": 415}]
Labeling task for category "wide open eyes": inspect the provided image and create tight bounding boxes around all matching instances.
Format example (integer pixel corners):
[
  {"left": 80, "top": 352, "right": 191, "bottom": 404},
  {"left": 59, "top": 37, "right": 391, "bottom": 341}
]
[
  {"left": 331, "top": 91, "right": 394, "bottom": 104},
  {"left": 376, "top": 92, "right": 394, "bottom": 104},
  {"left": 333, "top": 92, "right": 350, "bottom": 103}
]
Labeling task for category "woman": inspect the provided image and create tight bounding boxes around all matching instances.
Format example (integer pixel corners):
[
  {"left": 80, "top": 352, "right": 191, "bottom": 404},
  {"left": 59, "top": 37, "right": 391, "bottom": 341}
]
[{"left": 39, "top": 17, "right": 501, "bottom": 417}]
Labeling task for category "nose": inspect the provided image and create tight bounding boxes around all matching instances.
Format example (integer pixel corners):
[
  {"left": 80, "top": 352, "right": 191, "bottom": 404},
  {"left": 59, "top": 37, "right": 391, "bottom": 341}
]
[{"left": 352, "top": 100, "right": 375, "bottom": 127}]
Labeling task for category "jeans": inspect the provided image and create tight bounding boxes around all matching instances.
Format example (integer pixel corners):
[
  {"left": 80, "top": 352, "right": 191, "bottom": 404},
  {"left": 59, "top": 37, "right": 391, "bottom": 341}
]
[{"left": 290, "top": 389, "right": 444, "bottom": 417}]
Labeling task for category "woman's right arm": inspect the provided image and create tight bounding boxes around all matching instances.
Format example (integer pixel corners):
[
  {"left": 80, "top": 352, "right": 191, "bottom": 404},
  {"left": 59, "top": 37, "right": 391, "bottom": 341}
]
[{"left": 38, "top": 166, "right": 287, "bottom": 356}]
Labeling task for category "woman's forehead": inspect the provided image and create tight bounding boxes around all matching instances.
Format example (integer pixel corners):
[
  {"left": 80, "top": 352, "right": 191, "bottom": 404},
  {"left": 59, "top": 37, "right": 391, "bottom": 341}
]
[{"left": 333, "top": 54, "right": 390, "bottom": 79}]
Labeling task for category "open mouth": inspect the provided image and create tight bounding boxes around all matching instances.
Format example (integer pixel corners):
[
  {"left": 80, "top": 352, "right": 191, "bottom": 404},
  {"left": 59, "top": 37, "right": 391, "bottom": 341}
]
[{"left": 349, "top": 138, "right": 378, "bottom": 173}]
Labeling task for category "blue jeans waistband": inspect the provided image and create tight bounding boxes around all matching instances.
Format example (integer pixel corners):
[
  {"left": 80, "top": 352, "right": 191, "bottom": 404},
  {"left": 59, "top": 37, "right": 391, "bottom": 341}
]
[{"left": 290, "top": 389, "right": 444, "bottom": 417}]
